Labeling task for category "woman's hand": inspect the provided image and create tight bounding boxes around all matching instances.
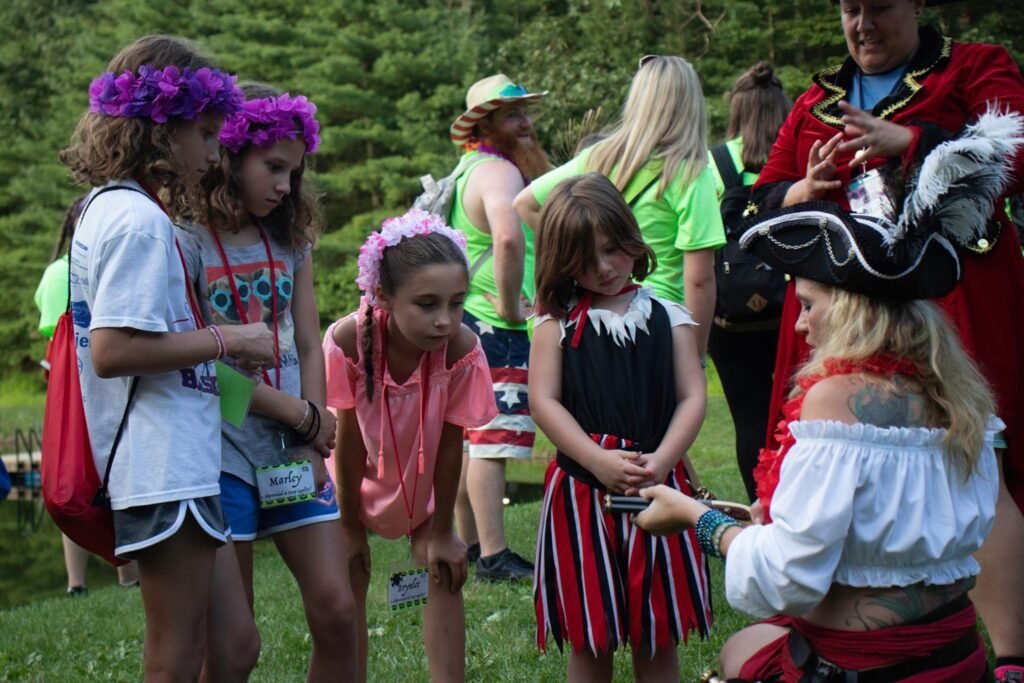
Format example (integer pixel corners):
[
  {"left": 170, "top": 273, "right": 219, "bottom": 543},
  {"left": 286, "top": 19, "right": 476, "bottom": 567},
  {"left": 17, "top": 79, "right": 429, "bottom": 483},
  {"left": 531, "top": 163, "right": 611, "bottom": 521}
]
[
  {"left": 592, "top": 450, "right": 653, "bottom": 495},
  {"left": 427, "top": 530, "right": 468, "bottom": 593},
  {"left": 837, "top": 100, "right": 914, "bottom": 166},
  {"left": 634, "top": 485, "right": 709, "bottom": 536},
  {"left": 783, "top": 132, "right": 844, "bottom": 206}
]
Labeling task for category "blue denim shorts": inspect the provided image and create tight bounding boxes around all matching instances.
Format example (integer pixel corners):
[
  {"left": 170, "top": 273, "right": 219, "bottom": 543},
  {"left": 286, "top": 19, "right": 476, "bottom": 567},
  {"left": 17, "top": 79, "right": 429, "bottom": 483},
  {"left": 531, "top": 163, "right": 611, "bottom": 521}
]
[{"left": 219, "top": 471, "right": 340, "bottom": 541}]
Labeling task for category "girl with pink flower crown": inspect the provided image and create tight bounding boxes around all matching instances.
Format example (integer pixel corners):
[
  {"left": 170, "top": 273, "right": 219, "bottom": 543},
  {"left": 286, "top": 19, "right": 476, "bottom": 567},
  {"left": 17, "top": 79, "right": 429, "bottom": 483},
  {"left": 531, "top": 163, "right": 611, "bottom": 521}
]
[
  {"left": 323, "top": 210, "right": 498, "bottom": 681},
  {"left": 179, "top": 83, "right": 356, "bottom": 681},
  {"left": 60, "top": 36, "right": 276, "bottom": 681}
]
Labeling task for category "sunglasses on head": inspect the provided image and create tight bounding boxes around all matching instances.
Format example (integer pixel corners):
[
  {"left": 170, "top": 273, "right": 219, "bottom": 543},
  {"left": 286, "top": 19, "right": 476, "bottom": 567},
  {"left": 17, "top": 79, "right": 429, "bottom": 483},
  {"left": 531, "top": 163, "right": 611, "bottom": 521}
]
[{"left": 638, "top": 54, "right": 662, "bottom": 69}]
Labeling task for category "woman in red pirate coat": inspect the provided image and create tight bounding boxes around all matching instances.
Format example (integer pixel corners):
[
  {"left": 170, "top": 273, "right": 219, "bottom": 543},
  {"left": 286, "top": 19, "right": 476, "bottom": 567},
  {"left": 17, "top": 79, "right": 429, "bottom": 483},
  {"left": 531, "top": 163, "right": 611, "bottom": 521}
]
[
  {"left": 749, "top": 1, "right": 1024, "bottom": 675},
  {"left": 633, "top": 109, "right": 1020, "bottom": 679}
]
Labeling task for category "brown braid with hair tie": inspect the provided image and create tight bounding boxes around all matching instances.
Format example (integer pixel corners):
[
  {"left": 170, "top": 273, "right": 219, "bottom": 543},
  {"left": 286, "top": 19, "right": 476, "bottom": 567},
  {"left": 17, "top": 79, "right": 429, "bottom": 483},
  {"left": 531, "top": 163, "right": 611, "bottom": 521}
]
[{"left": 363, "top": 302, "right": 376, "bottom": 400}]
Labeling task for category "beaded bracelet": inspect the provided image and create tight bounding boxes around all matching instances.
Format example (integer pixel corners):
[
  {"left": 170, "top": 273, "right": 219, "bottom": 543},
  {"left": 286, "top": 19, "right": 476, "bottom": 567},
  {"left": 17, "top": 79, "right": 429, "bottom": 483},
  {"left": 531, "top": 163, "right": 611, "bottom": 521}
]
[
  {"left": 208, "top": 325, "right": 226, "bottom": 360},
  {"left": 296, "top": 401, "right": 321, "bottom": 444},
  {"left": 695, "top": 509, "right": 739, "bottom": 559},
  {"left": 293, "top": 400, "right": 311, "bottom": 431}
]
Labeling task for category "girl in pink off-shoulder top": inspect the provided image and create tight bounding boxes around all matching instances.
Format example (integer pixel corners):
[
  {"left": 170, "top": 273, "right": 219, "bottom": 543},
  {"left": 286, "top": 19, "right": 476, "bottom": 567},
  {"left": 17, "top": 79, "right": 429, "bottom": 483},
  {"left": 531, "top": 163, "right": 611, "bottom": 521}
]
[{"left": 323, "top": 211, "right": 497, "bottom": 681}]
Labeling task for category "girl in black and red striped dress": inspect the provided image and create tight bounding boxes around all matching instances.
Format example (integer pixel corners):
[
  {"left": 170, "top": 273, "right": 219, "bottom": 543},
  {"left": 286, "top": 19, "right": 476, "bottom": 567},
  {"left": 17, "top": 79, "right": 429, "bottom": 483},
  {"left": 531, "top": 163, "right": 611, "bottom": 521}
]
[{"left": 529, "top": 172, "right": 712, "bottom": 680}]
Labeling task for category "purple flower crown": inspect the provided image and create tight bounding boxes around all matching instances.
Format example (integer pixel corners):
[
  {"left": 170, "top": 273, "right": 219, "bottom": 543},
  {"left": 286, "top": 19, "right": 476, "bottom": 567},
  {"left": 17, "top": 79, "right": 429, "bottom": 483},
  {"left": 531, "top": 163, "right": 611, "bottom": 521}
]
[
  {"left": 89, "top": 65, "right": 244, "bottom": 123},
  {"left": 219, "top": 94, "right": 321, "bottom": 154},
  {"left": 357, "top": 209, "right": 468, "bottom": 305}
]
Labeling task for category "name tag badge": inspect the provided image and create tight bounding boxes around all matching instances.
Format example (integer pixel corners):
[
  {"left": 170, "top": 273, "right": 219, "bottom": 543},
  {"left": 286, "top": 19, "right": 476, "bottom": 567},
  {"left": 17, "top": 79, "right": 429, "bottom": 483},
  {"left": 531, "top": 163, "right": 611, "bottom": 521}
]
[
  {"left": 846, "top": 168, "right": 893, "bottom": 220},
  {"left": 387, "top": 562, "right": 429, "bottom": 611},
  {"left": 254, "top": 461, "right": 316, "bottom": 508}
]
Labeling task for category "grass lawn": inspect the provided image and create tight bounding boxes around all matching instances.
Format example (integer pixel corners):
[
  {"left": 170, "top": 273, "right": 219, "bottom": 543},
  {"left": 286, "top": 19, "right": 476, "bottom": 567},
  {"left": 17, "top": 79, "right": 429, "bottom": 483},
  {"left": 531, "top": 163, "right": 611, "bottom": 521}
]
[{"left": 0, "top": 368, "right": 755, "bottom": 680}]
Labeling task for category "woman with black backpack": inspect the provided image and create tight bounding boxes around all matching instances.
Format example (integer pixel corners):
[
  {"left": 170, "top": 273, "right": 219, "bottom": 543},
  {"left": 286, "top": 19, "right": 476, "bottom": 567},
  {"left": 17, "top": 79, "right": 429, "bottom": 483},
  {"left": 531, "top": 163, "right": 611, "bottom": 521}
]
[{"left": 706, "top": 62, "right": 792, "bottom": 502}]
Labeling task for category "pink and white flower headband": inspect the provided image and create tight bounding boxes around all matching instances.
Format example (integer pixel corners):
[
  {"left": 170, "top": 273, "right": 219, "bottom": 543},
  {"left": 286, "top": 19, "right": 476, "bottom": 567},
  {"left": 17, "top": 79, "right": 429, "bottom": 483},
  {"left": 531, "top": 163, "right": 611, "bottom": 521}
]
[
  {"left": 356, "top": 209, "right": 468, "bottom": 305},
  {"left": 219, "top": 93, "right": 321, "bottom": 153}
]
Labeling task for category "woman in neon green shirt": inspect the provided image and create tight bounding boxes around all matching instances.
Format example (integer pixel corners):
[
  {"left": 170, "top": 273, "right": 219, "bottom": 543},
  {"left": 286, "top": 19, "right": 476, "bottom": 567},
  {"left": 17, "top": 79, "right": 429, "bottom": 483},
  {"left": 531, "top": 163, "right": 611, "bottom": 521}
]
[{"left": 515, "top": 56, "right": 725, "bottom": 357}]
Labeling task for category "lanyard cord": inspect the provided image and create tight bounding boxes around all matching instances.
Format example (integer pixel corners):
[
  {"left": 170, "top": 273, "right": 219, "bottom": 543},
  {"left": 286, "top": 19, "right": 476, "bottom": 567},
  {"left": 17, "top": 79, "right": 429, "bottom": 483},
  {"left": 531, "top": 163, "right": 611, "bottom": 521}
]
[
  {"left": 135, "top": 179, "right": 205, "bottom": 330},
  {"left": 207, "top": 224, "right": 281, "bottom": 389},
  {"left": 378, "top": 310, "right": 429, "bottom": 539}
]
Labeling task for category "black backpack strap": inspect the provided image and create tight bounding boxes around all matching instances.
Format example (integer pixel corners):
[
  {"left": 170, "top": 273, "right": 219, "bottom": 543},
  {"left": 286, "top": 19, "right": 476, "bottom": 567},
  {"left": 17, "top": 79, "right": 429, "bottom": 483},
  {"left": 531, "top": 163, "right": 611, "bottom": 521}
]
[
  {"left": 710, "top": 143, "right": 743, "bottom": 191},
  {"left": 94, "top": 375, "right": 140, "bottom": 508}
]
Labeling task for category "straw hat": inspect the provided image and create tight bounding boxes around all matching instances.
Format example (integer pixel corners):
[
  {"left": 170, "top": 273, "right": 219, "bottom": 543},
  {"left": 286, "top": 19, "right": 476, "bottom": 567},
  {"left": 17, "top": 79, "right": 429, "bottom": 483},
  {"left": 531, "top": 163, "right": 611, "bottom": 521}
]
[{"left": 449, "top": 74, "right": 547, "bottom": 145}]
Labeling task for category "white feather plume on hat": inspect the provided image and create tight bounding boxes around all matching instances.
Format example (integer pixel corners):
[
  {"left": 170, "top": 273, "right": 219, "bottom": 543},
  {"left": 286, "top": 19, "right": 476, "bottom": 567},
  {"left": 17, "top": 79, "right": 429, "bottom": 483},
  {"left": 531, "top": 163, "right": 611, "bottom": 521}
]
[{"left": 891, "top": 106, "right": 1024, "bottom": 248}]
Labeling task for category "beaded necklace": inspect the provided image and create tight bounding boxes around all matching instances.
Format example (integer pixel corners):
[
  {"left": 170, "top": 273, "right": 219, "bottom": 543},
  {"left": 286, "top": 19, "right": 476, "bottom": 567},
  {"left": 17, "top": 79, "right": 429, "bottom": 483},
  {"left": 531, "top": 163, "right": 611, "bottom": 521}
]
[{"left": 464, "top": 141, "right": 528, "bottom": 184}]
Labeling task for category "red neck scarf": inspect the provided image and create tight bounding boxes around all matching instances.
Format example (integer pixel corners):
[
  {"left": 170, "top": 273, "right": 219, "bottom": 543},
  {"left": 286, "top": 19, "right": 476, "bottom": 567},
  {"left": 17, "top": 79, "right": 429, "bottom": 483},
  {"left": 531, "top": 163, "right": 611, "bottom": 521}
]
[
  {"left": 754, "top": 354, "right": 918, "bottom": 520},
  {"left": 567, "top": 284, "right": 640, "bottom": 348}
]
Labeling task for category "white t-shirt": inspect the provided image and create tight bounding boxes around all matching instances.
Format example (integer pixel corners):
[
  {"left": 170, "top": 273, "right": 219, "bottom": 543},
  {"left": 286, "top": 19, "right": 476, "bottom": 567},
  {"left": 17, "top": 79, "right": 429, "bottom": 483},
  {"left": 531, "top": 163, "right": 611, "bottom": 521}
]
[{"left": 70, "top": 180, "right": 221, "bottom": 509}]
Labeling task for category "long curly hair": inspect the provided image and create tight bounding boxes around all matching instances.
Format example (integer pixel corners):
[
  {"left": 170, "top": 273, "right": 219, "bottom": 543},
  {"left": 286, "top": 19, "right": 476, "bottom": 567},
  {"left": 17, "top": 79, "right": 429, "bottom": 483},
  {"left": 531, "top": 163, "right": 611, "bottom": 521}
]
[
  {"left": 191, "top": 83, "right": 323, "bottom": 249},
  {"left": 60, "top": 35, "right": 219, "bottom": 217},
  {"left": 794, "top": 287, "right": 994, "bottom": 475}
]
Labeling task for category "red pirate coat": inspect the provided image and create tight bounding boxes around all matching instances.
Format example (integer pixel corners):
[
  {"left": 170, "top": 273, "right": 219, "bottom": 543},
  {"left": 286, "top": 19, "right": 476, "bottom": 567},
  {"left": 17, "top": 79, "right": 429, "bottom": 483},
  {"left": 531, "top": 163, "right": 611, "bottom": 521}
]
[{"left": 753, "top": 26, "right": 1024, "bottom": 512}]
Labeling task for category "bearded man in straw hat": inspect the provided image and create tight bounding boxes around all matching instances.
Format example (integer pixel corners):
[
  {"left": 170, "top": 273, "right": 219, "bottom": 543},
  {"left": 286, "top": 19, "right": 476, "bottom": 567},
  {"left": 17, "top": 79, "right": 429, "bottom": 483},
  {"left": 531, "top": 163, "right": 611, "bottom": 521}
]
[{"left": 448, "top": 74, "right": 551, "bottom": 582}]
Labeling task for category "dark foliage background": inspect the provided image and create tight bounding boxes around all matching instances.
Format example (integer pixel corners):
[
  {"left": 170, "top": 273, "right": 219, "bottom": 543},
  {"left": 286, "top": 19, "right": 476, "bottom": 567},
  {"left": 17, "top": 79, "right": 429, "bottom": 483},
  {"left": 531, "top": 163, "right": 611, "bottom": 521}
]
[{"left": 1, "top": 0, "right": 1019, "bottom": 383}]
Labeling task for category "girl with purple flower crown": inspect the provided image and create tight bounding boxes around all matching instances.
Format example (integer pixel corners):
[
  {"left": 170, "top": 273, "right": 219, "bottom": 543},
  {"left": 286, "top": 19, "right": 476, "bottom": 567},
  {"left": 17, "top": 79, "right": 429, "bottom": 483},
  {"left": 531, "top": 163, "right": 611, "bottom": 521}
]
[
  {"left": 180, "top": 82, "right": 357, "bottom": 681},
  {"left": 60, "top": 36, "right": 276, "bottom": 681},
  {"left": 323, "top": 210, "right": 498, "bottom": 680}
]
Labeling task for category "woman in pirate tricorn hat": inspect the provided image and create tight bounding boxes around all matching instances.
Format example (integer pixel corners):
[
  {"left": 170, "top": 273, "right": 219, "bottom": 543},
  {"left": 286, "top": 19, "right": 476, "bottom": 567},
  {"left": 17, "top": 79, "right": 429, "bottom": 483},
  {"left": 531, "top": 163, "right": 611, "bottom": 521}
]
[
  {"left": 747, "top": 0, "right": 1024, "bottom": 674},
  {"left": 633, "top": 109, "right": 1023, "bottom": 681}
]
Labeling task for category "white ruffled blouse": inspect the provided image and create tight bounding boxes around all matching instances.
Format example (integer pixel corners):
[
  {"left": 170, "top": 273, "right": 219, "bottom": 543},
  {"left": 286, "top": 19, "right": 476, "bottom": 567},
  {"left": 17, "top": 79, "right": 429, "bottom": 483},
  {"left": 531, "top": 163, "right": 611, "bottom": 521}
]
[
  {"left": 534, "top": 286, "right": 696, "bottom": 346},
  {"left": 725, "top": 417, "right": 1002, "bottom": 619}
]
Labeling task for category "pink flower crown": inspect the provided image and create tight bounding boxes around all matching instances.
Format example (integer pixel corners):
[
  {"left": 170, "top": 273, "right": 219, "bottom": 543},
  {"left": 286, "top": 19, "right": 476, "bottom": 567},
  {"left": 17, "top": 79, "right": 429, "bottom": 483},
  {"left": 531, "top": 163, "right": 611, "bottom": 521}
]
[
  {"left": 356, "top": 209, "right": 468, "bottom": 305},
  {"left": 219, "top": 93, "right": 321, "bottom": 154},
  {"left": 89, "top": 65, "right": 243, "bottom": 123}
]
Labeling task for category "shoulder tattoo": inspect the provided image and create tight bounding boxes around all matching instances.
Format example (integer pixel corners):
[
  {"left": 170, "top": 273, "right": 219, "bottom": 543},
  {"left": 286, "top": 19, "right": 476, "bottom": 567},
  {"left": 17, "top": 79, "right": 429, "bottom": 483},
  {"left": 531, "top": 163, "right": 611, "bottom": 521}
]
[{"left": 846, "top": 380, "right": 926, "bottom": 428}]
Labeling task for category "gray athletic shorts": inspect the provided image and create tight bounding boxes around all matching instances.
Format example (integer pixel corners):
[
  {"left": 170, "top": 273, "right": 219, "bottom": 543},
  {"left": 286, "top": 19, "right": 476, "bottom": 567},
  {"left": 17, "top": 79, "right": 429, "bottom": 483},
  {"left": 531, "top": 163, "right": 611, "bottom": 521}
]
[{"left": 113, "top": 496, "right": 229, "bottom": 559}]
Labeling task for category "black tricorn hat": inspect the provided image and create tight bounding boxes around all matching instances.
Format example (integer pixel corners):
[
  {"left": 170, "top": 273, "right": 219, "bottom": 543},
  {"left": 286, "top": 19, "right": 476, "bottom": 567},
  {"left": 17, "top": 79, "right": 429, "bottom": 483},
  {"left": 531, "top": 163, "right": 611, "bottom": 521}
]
[
  {"left": 740, "top": 108, "right": 1024, "bottom": 300},
  {"left": 739, "top": 202, "right": 959, "bottom": 300}
]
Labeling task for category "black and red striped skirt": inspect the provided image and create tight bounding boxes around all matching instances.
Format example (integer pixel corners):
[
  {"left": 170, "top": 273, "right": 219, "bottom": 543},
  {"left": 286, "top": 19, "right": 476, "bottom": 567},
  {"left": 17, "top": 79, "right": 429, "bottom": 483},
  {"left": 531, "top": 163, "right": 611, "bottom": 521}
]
[{"left": 533, "top": 445, "right": 713, "bottom": 656}]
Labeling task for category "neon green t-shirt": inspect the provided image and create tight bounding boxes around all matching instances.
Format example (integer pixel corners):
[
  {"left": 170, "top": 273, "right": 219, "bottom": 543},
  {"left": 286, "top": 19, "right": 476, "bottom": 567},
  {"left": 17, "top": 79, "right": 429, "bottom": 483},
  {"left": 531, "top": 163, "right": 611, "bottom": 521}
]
[
  {"left": 530, "top": 149, "right": 726, "bottom": 304},
  {"left": 708, "top": 137, "right": 760, "bottom": 196},
  {"left": 449, "top": 151, "right": 535, "bottom": 330},
  {"left": 34, "top": 254, "right": 69, "bottom": 340}
]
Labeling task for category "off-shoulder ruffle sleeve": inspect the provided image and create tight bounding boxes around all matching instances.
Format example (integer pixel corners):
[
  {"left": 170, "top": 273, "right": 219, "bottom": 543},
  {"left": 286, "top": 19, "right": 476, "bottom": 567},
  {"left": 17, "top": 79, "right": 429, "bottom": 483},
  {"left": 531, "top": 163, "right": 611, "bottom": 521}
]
[
  {"left": 725, "top": 418, "right": 1001, "bottom": 619},
  {"left": 725, "top": 425, "right": 857, "bottom": 618},
  {"left": 443, "top": 338, "right": 498, "bottom": 428}
]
